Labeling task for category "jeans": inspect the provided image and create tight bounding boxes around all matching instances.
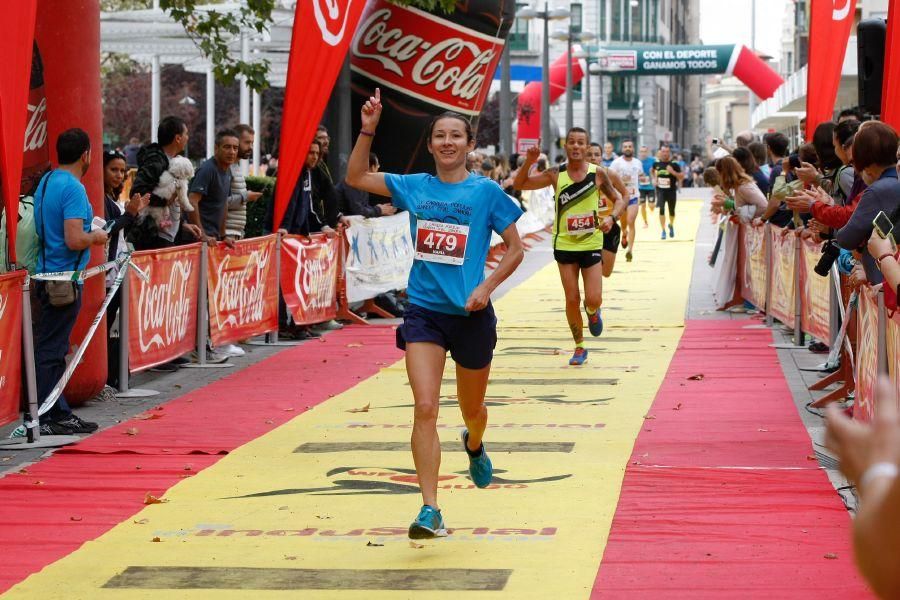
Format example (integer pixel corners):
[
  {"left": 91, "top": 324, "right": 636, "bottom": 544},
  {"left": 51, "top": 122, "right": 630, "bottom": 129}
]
[{"left": 33, "top": 282, "right": 80, "bottom": 423}]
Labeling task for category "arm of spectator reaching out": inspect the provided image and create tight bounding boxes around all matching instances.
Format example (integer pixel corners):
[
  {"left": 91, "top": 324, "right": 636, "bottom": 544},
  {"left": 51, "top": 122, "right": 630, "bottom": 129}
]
[{"left": 827, "top": 377, "right": 900, "bottom": 599}]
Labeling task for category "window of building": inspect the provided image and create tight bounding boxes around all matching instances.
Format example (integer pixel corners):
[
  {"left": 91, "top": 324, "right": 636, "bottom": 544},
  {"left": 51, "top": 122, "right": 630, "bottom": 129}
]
[
  {"left": 509, "top": 2, "right": 530, "bottom": 51},
  {"left": 570, "top": 2, "right": 582, "bottom": 34}
]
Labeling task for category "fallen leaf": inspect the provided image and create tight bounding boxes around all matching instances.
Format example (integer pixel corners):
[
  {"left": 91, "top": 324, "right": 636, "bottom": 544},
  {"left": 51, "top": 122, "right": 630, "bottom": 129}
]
[
  {"left": 643, "top": 414, "right": 656, "bottom": 420},
  {"left": 807, "top": 455, "right": 817, "bottom": 461},
  {"left": 265, "top": 419, "right": 274, "bottom": 424},
  {"left": 70, "top": 516, "right": 82, "bottom": 521},
  {"left": 173, "top": 384, "right": 182, "bottom": 389},
  {"left": 151, "top": 537, "right": 162, "bottom": 542},
  {"left": 33, "top": 480, "right": 44, "bottom": 485},
  {"left": 134, "top": 519, "right": 149, "bottom": 525},
  {"left": 124, "top": 427, "right": 139, "bottom": 436},
  {"left": 687, "top": 374, "right": 705, "bottom": 381},
  {"left": 1, "top": 456, "right": 13, "bottom": 462},
  {"left": 284, "top": 555, "right": 297, "bottom": 560},
  {"left": 283, "top": 407, "right": 295, "bottom": 412},
  {"left": 278, "top": 506, "right": 289, "bottom": 511},
  {"left": 673, "top": 403, "right": 682, "bottom": 411},
  {"left": 183, "top": 465, "right": 193, "bottom": 471},
  {"left": 135, "top": 466, "right": 142, "bottom": 470},
  {"left": 134, "top": 413, "right": 164, "bottom": 421},
  {"left": 346, "top": 403, "right": 371, "bottom": 414},
  {"left": 824, "top": 553, "right": 838, "bottom": 559},
  {"left": 316, "top": 515, "right": 333, "bottom": 520},
  {"left": 409, "top": 541, "right": 424, "bottom": 549},
  {"left": 758, "top": 428, "right": 769, "bottom": 432},
  {"left": 347, "top": 343, "right": 363, "bottom": 348},
  {"left": 366, "top": 541, "right": 384, "bottom": 547},
  {"left": 17, "top": 468, "right": 29, "bottom": 475},
  {"left": 144, "top": 493, "right": 168, "bottom": 505}
]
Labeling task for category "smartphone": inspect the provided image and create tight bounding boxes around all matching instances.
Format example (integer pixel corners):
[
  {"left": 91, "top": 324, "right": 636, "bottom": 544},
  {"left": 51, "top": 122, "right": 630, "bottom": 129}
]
[
  {"left": 91, "top": 216, "right": 107, "bottom": 231},
  {"left": 712, "top": 138, "right": 720, "bottom": 145},
  {"left": 873, "top": 210, "right": 894, "bottom": 239},
  {"left": 788, "top": 154, "right": 802, "bottom": 170}
]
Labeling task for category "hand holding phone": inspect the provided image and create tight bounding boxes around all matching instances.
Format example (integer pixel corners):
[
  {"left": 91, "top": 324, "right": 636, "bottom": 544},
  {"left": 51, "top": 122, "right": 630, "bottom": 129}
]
[{"left": 873, "top": 210, "right": 894, "bottom": 239}]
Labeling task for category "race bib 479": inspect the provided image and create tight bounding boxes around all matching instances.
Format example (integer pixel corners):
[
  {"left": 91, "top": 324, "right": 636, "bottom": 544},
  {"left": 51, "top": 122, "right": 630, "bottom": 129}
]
[{"left": 415, "top": 220, "right": 469, "bottom": 265}]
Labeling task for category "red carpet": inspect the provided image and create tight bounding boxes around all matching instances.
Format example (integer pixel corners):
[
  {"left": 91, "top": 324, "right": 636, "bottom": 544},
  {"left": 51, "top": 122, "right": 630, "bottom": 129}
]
[
  {"left": 591, "top": 320, "right": 871, "bottom": 599},
  {"left": 0, "top": 326, "right": 401, "bottom": 593}
]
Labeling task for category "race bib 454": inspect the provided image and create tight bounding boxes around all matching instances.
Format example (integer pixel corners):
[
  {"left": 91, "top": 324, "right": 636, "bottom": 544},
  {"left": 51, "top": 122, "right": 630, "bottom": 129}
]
[{"left": 415, "top": 220, "right": 469, "bottom": 265}]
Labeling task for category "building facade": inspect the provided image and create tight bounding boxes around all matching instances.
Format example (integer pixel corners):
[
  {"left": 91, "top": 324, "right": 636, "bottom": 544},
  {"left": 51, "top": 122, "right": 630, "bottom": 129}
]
[{"left": 507, "top": 0, "right": 702, "bottom": 157}]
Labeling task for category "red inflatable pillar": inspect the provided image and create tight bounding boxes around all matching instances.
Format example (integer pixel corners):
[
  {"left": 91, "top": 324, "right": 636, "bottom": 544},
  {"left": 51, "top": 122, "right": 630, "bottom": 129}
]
[
  {"left": 34, "top": 0, "right": 106, "bottom": 404},
  {"left": 516, "top": 48, "right": 586, "bottom": 152}
]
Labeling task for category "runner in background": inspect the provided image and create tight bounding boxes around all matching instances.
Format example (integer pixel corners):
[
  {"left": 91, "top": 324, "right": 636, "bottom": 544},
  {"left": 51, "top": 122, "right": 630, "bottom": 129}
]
[
  {"left": 609, "top": 140, "right": 644, "bottom": 262},
  {"left": 514, "top": 128, "right": 626, "bottom": 366},
  {"left": 345, "top": 89, "right": 524, "bottom": 540},
  {"left": 587, "top": 142, "right": 603, "bottom": 166},
  {"left": 587, "top": 146, "right": 631, "bottom": 277},
  {"left": 638, "top": 145, "right": 656, "bottom": 228},
  {"left": 652, "top": 146, "right": 684, "bottom": 240}
]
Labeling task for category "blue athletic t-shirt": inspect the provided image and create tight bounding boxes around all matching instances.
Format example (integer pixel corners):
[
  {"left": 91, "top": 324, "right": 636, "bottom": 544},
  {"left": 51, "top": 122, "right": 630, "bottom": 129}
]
[
  {"left": 639, "top": 156, "right": 656, "bottom": 191},
  {"left": 34, "top": 170, "right": 93, "bottom": 273},
  {"left": 385, "top": 173, "right": 522, "bottom": 316}
]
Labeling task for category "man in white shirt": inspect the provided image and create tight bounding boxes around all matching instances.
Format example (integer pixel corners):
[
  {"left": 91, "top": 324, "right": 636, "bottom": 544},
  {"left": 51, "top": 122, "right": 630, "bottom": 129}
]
[{"left": 609, "top": 140, "right": 644, "bottom": 262}]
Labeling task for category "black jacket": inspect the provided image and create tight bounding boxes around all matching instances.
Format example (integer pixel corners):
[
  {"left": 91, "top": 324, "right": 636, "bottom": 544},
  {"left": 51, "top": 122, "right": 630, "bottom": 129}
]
[
  {"left": 264, "top": 166, "right": 339, "bottom": 235},
  {"left": 336, "top": 181, "right": 382, "bottom": 218},
  {"left": 104, "top": 193, "right": 136, "bottom": 263},
  {"left": 132, "top": 143, "right": 170, "bottom": 207}
]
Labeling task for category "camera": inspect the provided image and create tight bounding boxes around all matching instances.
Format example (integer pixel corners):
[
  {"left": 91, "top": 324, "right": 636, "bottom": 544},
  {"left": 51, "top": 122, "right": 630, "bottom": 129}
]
[{"left": 814, "top": 240, "right": 841, "bottom": 277}]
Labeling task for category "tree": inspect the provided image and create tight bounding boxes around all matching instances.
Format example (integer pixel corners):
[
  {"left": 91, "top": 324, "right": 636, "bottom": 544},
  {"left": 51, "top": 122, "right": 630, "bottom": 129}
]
[{"left": 476, "top": 93, "right": 500, "bottom": 149}]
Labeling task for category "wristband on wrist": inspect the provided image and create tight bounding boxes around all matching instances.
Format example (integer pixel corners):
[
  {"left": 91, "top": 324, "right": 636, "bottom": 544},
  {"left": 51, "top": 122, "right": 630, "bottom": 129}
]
[
  {"left": 877, "top": 252, "right": 896, "bottom": 265},
  {"left": 359, "top": 130, "right": 375, "bottom": 137},
  {"left": 860, "top": 462, "right": 899, "bottom": 490}
]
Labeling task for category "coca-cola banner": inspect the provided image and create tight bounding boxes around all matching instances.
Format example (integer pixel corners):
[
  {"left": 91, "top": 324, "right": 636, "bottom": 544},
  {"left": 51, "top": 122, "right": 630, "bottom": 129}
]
[
  {"left": 350, "top": 0, "right": 514, "bottom": 174},
  {"left": 854, "top": 286, "right": 880, "bottom": 422},
  {"left": 344, "top": 213, "right": 414, "bottom": 303},
  {"left": 207, "top": 235, "right": 279, "bottom": 348},
  {"left": 0, "top": 271, "right": 24, "bottom": 427},
  {"left": 0, "top": 2, "right": 37, "bottom": 265},
  {"left": 128, "top": 244, "right": 201, "bottom": 373},
  {"left": 740, "top": 223, "right": 767, "bottom": 310},
  {"left": 888, "top": 310, "right": 900, "bottom": 405},
  {"left": 799, "top": 237, "right": 831, "bottom": 341},
  {"left": 271, "top": 0, "right": 369, "bottom": 239},
  {"left": 768, "top": 227, "right": 796, "bottom": 327},
  {"left": 280, "top": 234, "right": 339, "bottom": 326}
]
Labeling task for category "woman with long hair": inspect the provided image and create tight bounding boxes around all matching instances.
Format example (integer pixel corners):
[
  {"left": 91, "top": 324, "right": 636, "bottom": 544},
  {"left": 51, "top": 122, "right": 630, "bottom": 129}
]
[{"left": 714, "top": 156, "right": 769, "bottom": 222}]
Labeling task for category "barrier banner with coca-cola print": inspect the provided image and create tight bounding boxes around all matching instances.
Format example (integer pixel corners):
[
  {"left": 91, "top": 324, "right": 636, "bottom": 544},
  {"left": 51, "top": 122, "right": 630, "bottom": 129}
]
[
  {"left": 207, "top": 235, "right": 279, "bottom": 347},
  {"left": 350, "top": 0, "right": 514, "bottom": 174},
  {"left": 281, "top": 234, "right": 339, "bottom": 326},
  {"left": 799, "top": 237, "right": 831, "bottom": 341},
  {"left": 740, "top": 223, "right": 767, "bottom": 310},
  {"left": 888, "top": 310, "right": 900, "bottom": 406},
  {"left": 128, "top": 244, "right": 201, "bottom": 373},
  {"left": 855, "top": 286, "right": 881, "bottom": 422},
  {"left": 768, "top": 227, "right": 795, "bottom": 326},
  {"left": 0, "top": 272, "right": 24, "bottom": 426}
]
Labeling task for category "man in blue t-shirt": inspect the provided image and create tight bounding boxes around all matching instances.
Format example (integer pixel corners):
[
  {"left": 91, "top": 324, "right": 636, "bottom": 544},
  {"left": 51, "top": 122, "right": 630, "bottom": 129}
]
[
  {"left": 33, "top": 128, "right": 108, "bottom": 435},
  {"left": 638, "top": 145, "right": 656, "bottom": 227}
]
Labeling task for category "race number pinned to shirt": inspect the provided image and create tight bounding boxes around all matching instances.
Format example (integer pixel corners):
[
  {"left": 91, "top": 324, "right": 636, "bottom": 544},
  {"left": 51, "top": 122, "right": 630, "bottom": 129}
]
[
  {"left": 415, "top": 220, "right": 469, "bottom": 265},
  {"left": 566, "top": 213, "right": 597, "bottom": 235},
  {"left": 657, "top": 177, "right": 671, "bottom": 189}
]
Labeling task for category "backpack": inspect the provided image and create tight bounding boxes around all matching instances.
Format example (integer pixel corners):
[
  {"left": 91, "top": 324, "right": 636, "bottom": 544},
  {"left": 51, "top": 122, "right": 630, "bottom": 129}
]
[{"left": 0, "top": 195, "right": 40, "bottom": 274}]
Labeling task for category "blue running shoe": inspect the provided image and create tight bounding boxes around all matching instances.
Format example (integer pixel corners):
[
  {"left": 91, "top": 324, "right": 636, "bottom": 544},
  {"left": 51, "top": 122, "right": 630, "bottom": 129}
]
[
  {"left": 661, "top": 230, "right": 667, "bottom": 240},
  {"left": 408, "top": 505, "right": 448, "bottom": 539},
  {"left": 569, "top": 347, "right": 588, "bottom": 365},
  {"left": 587, "top": 308, "right": 603, "bottom": 337},
  {"left": 668, "top": 224, "right": 675, "bottom": 238},
  {"left": 461, "top": 429, "right": 493, "bottom": 488}
]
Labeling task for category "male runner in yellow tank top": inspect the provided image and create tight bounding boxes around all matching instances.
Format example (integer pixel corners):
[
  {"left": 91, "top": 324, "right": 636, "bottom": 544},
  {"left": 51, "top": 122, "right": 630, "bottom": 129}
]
[{"left": 514, "top": 128, "right": 627, "bottom": 365}]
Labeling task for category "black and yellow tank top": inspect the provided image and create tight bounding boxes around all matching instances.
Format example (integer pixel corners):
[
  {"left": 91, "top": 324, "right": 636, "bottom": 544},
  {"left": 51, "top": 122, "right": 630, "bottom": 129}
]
[{"left": 553, "top": 163, "right": 609, "bottom": 251}]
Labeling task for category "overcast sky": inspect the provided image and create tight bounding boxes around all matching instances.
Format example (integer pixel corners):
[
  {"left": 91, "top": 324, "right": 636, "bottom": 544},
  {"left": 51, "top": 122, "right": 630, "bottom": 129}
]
[{"left": 699, "top": 0, "right": 789, "bottom": 61}]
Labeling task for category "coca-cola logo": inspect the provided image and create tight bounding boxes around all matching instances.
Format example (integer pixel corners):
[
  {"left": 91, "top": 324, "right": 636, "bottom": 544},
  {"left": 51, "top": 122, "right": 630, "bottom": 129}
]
[
  {"left": 0, "top": 292, "right": 6, "bottom": 392},
  {"left": 292, "top": 242, "right": 337, "bottom": 312},
  {"left": 212, "top": 247, "right": 271, "bottom": 329},
  {"left": 137, "top": 260, "right": 194, "bottom": 352},
  {"left": 351, "top": 0, "right": 504, "bottom": 115},
  {"left": 314, "top": 0, "right": 357, "bottom": 46},
  {"left": 833, "top": 0, "right": 851, "bottom": 20},
  {"left": 24, "top": 97, "right": 47, "bottom": 155}
]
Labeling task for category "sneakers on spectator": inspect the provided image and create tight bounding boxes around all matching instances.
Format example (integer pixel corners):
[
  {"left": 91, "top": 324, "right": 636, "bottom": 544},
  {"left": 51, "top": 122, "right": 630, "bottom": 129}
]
[
  {"left": 55, "top": 414, "right": 98, "bottom": 434},
  {"left": 150, "top": 362, "right": 179, "bottom": 373},
  {"left": 809, "top": 341, "right": 829, "bottom": 354},
  {"left": 39, "top": 421, "right": 76, "bottom": 436},
  {"left": 191, "top": 349, "right": 230, "bottom": 364},
  {"left": 218, "top": 344, "right": 246, "bottom": 357},
  {"left": 170, "top": 356, "right": 191, "bottom": 365}
]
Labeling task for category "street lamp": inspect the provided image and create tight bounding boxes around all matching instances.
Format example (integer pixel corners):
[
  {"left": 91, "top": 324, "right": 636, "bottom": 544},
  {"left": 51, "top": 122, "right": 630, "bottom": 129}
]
[
  {"left": 516, "top": 4, "right": 569, "bottom": 156},
  {"left": 588, "top": 60, "right": 620, "bottom": 146},
  {"left": 551, "top": 28, "right": 596, "bottom": 133}
]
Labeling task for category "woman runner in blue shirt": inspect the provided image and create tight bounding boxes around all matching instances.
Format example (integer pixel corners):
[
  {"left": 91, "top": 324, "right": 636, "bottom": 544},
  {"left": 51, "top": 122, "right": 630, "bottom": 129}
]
[{"left": 346, "top": 89, "right": 525, "bottom": 539}]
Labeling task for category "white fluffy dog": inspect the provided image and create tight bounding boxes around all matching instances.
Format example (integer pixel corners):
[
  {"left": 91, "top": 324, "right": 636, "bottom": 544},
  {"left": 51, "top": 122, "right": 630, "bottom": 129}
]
[{"left": 153, "top": 155, "right": 195, "bottom": 213}]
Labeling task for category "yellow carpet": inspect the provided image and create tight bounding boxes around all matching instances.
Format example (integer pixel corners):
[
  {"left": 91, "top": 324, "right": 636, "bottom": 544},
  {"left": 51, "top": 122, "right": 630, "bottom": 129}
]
[{"left": 4, "top": 202, "right": 702, "bottom": 599}]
